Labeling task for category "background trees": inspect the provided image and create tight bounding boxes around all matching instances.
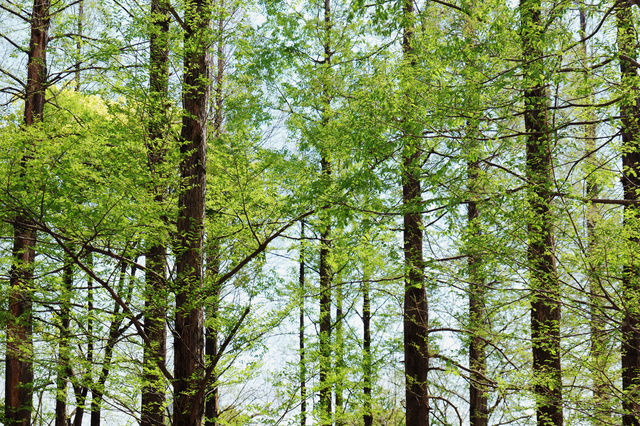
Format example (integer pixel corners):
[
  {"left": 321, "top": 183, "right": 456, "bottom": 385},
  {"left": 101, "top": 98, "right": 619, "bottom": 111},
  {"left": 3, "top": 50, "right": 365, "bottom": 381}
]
[{"left": 2, "top": 0, "right": 640, "bottom": 424}]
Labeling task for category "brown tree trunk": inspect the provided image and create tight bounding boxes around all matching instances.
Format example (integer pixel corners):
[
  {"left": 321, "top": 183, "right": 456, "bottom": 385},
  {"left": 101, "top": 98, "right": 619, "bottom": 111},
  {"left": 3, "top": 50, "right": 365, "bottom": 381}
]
[
  {"left": 363, "top": 278, "right": 373, "bottom": 426},
  {"left": 617, "top": 1, "right": 640, "bottom": 424},
  {"left": 90, "top": 263, "right": 134, "bottom": 426},
  {"left": 318, "top": 0, "right": 333, "bottom": 422},
  {"left": 318, "top": 158, "right": 332, "bottom": 426},
  {"left": 204, "top": 20, "right": 224, "bottom": 424},
  {"left": 578, "top": 4, "right": 611, "bottom": 423},
  {"left": 141, "top": 0, "right": 170, "bottom": 423},
  {"left": 401, "top": 0, "right": 429, "bottom": 424},
  {"left": 5, "top": 1, "right": 50, "bottom": 423},
  {"left": 55, "top": 253, "right": 73, "bottom": 426},
  {"left": 467, "top": 155, "right": 488, "bottom": 426},
  {"left": 334, "top": 282, "right": 344, "bottom": 425},
  {"left": 204, "top": 241, "right": 221, "bottom": 426},
  {"left": 299, "top": 222, "right": 307, "bottom": 426},
  {"left": 520, "top": 0, "right": 563, "bottom": 424},
  {"left": 174, "top": 0, "right": 211, "bottom": 422}
]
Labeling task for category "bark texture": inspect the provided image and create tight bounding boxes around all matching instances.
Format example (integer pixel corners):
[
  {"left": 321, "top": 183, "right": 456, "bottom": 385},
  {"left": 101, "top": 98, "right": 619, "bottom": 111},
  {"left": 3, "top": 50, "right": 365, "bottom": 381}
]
[
  {"left": 401, "top": 0, "right": 429, "bottom": 424},
  {"left": 617, "top": 1, "right": 640, "bottom": 424},
  {"left": 520, "top": 0, "right": 563, "bottom": 424},
  {"left": 5, "top": 0, "right": 50, "bottom": 424},
  {"left": 174, "top": 0, "right": 211, "bottom": 422},
  {"left": 141, "top": 0, "right": 170, "bottom": 423}
]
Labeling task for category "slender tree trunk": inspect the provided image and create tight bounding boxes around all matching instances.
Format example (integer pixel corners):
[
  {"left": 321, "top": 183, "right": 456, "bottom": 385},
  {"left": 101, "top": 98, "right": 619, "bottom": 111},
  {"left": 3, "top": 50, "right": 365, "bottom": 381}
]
[
  {"left": 299, "top": 222, "right": 307, "bottom": 426},
  {"left": 578, "top": 4, "right": 611, "bottom": 423},
  {"left": 363, "top": 278, "right": 373, "bottom": 426},
  {"left": 174, "top": 0, "right": 211, "bottom": 421},
  {"left": 90, "top": 263, "right": 134, "bottom": 426},
  {"left": 520, "top": 0, "right": 563, "bottom": 424},
  {"left": 55, "top": 253, "right": 73, "bottom": 426},
  {"left": 72, "top": 253, "right": 94, "bottom": 426},
  {"left": 204, "top": 241, "right": 221, "bottom": 426},
  {"left": 334, "top": 280, "right": 344, "bottom": 426},
  {"left": 318, "top": 159, "right": 332, "bottom": 426},
  {"left": 5, "top": 3, "right": 50, "bottom": 423},
  {"left": 401, "top": 0, "right": 429, "bottom": 424},
  {"left": 467, "top": 147, "right": 488, "bottom": 426},
  {"left": 318, "top": 0, "right": 333, "bottom": 423},
  {"left": 617, "top": 1, "right": 640, "bottom": 424},
  {"left": 141, "top": 0, "right": 170, "bottom": 423},
  {"left": 204, "top": 21, "right": 224, "bottom": 424}
]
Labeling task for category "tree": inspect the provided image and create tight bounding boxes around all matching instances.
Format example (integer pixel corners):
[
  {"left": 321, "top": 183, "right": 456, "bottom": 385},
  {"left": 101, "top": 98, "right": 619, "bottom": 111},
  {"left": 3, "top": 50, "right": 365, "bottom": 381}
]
[
  {"left": 400, "top": 0, "right": 430, "bottom": 423},
  {"left": 5, "top": 0, "right": 50, "bottom": 423},
  {"left": 520, "top": 0, "right": 563, "bottom": 423}
]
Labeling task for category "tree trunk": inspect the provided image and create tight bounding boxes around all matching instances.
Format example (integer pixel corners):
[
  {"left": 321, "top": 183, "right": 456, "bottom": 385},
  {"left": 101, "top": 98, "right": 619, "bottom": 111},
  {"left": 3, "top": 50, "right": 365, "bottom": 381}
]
[
  {"left": 363, "top": 278, "right": 373, "bottom": 426},
  {"left": 520, "top": 0, "right": 563, "bottom": 424},
  {"left": 617, "top": 1, "right": 640, "bottom": 424},
  {"left": 401, "top": 0, "right": 429, "bottom": 424},
  {"left": 90, "top": 263, "right": 134, "bottom": 426},
  {"left": 174, "top": 0, "right": 211, "bottom": 421},
  {"left": 318, "top": 0, "right": 333, "bottom": 422},
  {"left": 318, "top": 158, "right": 332, "bottom": 426},
  {"left": 5, "top": 1, "right": 50, "bottom": 423},
  {"left": 55, "top": 252, "right": 73, "bottom": 426},
  {"left": 141, "top": 0, "right": 170, "bottom": 423},
  {"left": 334, "top": 280, "right": 344, "bottom": 426},
  {"left": 299, "top": 222, "right": 307, "bottom": 426},
  {"left": 204, "top": 241, "right": 221, "bottom": 426},
  {"left": 204, "top": 20, "right": 224, "bottom": 423},
  {"left": 468, "top": 150, "right": 488, "bottom": 426},
  {"left": 577, "top": 4, "right": 611, "bottom": 423}
]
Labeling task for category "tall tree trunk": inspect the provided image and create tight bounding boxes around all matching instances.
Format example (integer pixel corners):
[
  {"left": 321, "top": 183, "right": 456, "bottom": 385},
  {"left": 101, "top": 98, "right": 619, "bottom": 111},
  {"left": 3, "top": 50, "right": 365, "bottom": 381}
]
[
  {"left": 617, "top": 1, "right": 640, "bottom": 424},
  {"left": 334, "top": 280, "right": 344, "bottom": 425},
  {"left": 299, "top": 222, "right": 307, "bottom": 426},
  {"left": 363, "top": 278, "right": 373, "bottom": 426},
  {"left": 204, "top": 20, "right": 224, "bottom": 424},
  {"left": 467, "top": 144, "right": 488, "bottom": 426},
  {"left": 520, "top": 0, "right": 563, "bottom": 424},
  {"left": 5, "top": 1, "right": 50, "bottom": 423},
  {"left": 72, "top": 253, "right": 94, "bottom": 426},
  {"left": 174, "top": 0, "right": 211, "bottom": 421},
  {"left": 90, "top": 263, "right": 134, "bottom": 426},
  {"left": 401, "top": 0, "right": 429, "bottom": 424},
  {"left": 318, "top": 187, "right": 332, "bottom": 426},
  {"left": 204, "top": 241, "right": 220, "bottom": 426},
  {"left": 318, "top": 0, "right": 333, "bottom": 423},
  {"left": 578, "top": 3, "right": 611, "bottom": 423},
  {"left": 318, "top": 159, "right": 332, "bottom": 426},
  {"left": 55, "top": 252, "right": 73, "bottom": 426},
  {"left": 141, "top": 0, "right": 170, "bottom": 423},
  {"left": 462, "top": 9, "right": 489, "bottom": 425}
]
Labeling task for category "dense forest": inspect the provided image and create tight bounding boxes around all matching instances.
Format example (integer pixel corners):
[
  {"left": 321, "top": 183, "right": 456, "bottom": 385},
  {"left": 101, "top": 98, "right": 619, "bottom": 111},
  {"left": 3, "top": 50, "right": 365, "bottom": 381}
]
[{"left": 1, "top": 0, "right": 640, "bottom": 424}]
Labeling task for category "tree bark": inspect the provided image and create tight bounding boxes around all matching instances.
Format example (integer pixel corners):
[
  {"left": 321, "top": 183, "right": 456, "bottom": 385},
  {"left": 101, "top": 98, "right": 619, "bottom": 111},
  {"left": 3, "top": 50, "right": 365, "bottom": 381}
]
[
  {"left": 174, "top": 0, "right": 211, "bottom": 422},
  {"left": 90, "top": 263, "right": 134, "bottom": 426},
  {"left": 5, "top": 1, "right": 50, "bottom": 423},
  {"left": 467, "top": 150, "right": 488, "bottom": 426},
  {"left": 617, "top": 1, "right": 640, "bottom": 424},
  {"left": 299, "top": 222, "right": 307, "bottom": 426},
  {"left": 401, "top": 0, "right": 429, "bottom": 424},
  {"left": 520, "top": 0, "right": 563, "bottom": 424},
  {"left": 55, "top": 252, "right": 73, "bottom": 426},
  {"left": 363, "top": 278, "right": 373, "bottom": 426},
  {"left": 318, "top": 0, "right": 333, "bottom": 422},
  {"left": 141, "top": 0, "right": 170, "bottom": 423}
]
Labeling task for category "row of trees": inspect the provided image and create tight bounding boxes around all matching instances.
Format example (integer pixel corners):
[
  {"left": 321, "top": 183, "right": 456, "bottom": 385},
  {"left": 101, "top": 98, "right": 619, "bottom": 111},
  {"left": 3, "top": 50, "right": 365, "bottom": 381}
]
[{"left": 2, "top": 0, "right": 640, "bottom": 424}]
